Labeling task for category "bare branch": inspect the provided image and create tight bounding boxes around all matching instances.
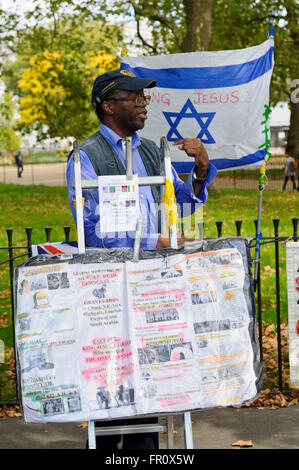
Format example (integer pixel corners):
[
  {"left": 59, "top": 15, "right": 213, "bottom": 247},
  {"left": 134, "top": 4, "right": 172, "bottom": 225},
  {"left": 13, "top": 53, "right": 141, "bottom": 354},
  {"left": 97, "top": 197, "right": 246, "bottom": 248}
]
[
  {"left": 135, "top": 17, "right": 157, "bottom": 53},
  {"left": 128, "top": 0, "right": 183, "bottom": 50}
]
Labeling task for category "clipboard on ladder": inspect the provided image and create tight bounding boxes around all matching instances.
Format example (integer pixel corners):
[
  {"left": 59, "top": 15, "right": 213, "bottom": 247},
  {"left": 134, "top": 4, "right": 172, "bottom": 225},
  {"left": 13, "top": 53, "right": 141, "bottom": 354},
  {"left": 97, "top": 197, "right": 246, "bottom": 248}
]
[{"left": 72, "top": 136, "right": 194, "bottom": 449}]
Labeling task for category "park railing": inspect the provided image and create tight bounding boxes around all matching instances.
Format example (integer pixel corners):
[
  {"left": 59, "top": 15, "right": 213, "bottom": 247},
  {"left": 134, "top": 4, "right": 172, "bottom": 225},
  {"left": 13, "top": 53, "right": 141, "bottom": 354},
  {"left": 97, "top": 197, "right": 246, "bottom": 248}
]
[
  {"left": 214, "top": 167, "right": 298, "bottom": 191},
  {"left": 0, "top": 226, "right": 72, "bottom": 405},
  {"left": 1, "top": 164, "right": 297, "bottom": 191},
  {"left": 0, "top": 218, "right": 298, "bottom": 406}
]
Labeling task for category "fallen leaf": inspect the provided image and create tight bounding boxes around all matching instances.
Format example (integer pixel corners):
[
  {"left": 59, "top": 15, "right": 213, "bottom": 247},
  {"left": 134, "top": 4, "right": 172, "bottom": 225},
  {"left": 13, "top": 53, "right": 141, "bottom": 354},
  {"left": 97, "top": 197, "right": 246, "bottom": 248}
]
[
  {"left": 264, "top": 266, "right": 275, "bottom": 273},
  {"left": 77, "top": 422, "right": 88, "bottom": 428},
  {"left": 265, "top": 324, "right": 275, "bottom": 335},
  {"left": 4, "top": 370, "right": 15, "bottom": 378},
  {"left": 0, "top": 409, "right": 8, "bottom": 419},
  {"left": 288, "top": 399, "right": 299, "bottom": 407},
  {"left": 0, "top": 312, "right": 9, "bottom": 328},
  {"left": 0, "top": 406, "right": 22, "bottom": 418},
  {"left": 232, "top": 440, "right": 253, "bottom": 447},
  {"left": 0, "top": 289, "right": 10, "bottom": 299}
]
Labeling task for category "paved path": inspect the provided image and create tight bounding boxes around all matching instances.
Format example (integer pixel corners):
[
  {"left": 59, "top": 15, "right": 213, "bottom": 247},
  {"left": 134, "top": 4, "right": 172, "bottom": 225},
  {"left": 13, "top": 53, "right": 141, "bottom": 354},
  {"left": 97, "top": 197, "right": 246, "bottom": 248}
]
[
  {"left": 0, "top": 163, "right": 67, "bottom": 187},
  {"left": 1, "top": 405, "right": 299, "bottom": 449},
  {"left": 0, "top": 163, "right": 293, "bottom": 191}
]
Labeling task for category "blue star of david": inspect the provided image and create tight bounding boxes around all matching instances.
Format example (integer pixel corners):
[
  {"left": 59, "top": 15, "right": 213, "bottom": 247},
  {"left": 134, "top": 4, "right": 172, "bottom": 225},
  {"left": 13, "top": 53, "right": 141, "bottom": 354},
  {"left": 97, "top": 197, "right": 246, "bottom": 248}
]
[{"left": 163, "top": 98, "right": 216, "bottom": 144}]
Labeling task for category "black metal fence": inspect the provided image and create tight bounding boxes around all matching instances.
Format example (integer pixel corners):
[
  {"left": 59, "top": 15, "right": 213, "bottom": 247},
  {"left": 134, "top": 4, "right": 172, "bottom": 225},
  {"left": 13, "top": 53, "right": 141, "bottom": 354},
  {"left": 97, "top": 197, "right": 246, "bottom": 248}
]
[
  {"left": 0, "top": 226, "right": 72, "bottom": 405},
  {"left": 1, "top": 164, "right": 298, "bottom": 191},
  {"left": 214, "top": 168, "right": 299, "bottom": 191},
  {"left": 0, "top": 219, "right": 298, "bottom": 406}
]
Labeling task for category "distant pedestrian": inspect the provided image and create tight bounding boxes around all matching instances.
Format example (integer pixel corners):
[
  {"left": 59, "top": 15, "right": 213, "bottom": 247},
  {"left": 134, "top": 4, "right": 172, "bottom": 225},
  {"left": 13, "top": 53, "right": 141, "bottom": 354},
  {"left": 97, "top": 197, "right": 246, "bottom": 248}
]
[
  {"left": 14, "top": 151, "right": 23, "bottom": 178},
  {"left": 282, "top": 154, "right": 297, "bottom": 191}
]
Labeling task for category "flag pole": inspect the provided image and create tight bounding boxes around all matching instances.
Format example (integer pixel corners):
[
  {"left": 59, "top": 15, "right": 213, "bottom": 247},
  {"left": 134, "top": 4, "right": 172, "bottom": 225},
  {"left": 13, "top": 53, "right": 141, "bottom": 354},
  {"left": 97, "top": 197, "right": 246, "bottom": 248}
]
[{"left": 253, "top": 26, "right": 274, "bottom": 291}]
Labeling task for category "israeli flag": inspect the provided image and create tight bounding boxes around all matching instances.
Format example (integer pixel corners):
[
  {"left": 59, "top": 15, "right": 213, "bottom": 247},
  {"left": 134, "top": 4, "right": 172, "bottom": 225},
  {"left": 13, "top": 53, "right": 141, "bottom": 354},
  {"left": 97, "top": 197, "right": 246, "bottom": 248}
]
[{"left": 121, "top": 38, "right": 274, "bottom": 172}]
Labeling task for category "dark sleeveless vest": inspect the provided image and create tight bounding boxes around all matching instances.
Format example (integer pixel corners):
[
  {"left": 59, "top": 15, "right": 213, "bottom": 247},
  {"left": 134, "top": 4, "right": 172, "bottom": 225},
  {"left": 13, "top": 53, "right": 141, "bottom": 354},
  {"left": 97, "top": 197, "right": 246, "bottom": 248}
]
[{"left": 78, "top": 130, "right": 162, "bottom": 206}]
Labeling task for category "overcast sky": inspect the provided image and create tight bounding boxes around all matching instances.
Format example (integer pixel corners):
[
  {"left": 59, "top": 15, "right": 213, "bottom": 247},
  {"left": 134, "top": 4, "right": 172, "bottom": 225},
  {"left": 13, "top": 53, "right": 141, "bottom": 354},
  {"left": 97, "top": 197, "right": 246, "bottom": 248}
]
[{"left": 1, "top": 0, "right": 32, "bottom": 13}]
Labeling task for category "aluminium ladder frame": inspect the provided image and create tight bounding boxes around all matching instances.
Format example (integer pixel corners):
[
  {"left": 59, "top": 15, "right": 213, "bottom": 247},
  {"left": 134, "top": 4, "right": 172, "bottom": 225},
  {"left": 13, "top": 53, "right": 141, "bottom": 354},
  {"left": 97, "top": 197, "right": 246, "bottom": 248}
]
[{"left": 72, "top": 136, "right": 194, "bottom": 449}]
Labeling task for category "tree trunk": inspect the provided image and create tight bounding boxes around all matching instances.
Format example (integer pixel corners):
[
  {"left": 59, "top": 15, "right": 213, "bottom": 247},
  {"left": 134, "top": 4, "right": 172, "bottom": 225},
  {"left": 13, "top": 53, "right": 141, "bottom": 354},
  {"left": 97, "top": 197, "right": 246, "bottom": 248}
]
[
  {"left": 286, "top": 99, "right": 299, "bottom": 159},
  {"left": 181, "top": 0, "right": 214, "bottom": 52},
  {"left": 285, "top": 0, "right": 299, "bottom": 159}
]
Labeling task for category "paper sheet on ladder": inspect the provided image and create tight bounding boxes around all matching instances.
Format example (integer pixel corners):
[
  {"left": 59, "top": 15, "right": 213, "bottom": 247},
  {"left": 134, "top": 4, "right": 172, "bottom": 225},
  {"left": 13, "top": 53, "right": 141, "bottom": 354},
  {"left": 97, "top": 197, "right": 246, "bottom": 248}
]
[{"left": 98, "top": 175, "right": 139, "bottom": 233}]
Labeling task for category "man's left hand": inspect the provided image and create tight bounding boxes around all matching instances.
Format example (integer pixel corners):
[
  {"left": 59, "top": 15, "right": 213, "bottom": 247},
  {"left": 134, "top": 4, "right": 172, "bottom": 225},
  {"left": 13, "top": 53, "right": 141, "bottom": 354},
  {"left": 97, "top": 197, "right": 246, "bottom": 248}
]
[{"left": 173, "top": 138, "right": 209, "bottom": 178}]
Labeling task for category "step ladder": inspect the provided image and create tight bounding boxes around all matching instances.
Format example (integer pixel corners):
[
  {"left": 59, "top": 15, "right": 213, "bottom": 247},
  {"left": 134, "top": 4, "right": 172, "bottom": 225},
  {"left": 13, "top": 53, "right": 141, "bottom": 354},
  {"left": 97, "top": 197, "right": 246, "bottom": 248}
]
[{"left": 72, "top": 136, "right": 194, "bottom": 449}]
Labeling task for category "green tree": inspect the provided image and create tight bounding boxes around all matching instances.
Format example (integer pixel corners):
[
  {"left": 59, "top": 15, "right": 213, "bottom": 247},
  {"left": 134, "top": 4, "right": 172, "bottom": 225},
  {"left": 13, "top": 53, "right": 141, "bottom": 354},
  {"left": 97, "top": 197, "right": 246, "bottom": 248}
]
[
  {"left": 1, "top": 0, "right": 214, "bottom": 140},
  {"left": 1, "top": 3, "right": 123, "bottom": 141},
  {"left": 81, "top": 0, "right": 214, "bottom": 53},
  {"left": 0, "top": 90, "right": 21, "bottom": 154},
  {"left": 209, "top": 0, "right": 299, "bottom": 158},
  {"left": 1, "top": 0, "right": 298, "bottom": 154}
]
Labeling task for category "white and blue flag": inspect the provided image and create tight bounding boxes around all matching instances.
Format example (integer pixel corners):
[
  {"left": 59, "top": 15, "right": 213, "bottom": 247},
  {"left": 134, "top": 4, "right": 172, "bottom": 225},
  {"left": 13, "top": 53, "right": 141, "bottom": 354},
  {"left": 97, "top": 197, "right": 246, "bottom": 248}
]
[{"left": 121, "top": 38, "right": 274, "bottom": 172}]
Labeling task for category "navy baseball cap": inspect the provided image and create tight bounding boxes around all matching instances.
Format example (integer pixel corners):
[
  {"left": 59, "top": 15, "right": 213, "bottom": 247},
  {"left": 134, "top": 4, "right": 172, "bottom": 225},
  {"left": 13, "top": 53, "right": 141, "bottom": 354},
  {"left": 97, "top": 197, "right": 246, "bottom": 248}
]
[{"left": 91, "top": 69, "right": 156, "bottom": 105}]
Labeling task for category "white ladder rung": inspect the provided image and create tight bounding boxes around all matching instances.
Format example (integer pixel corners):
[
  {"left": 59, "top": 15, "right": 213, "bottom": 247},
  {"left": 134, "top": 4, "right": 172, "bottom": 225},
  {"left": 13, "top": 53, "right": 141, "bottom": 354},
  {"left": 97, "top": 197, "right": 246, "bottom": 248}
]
[
  {"left": 76, "top": 175, "right": 166, "bottom": 190},
  {"left": 94, "top": 423, "right": 167, "bottom": 436}
]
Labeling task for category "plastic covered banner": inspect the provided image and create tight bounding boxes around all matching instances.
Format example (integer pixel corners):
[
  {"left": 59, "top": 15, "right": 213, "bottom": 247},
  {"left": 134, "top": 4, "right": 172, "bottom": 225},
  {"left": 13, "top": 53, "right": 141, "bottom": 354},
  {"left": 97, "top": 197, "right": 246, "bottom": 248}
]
[
  {"left": 286, "top": 242, "right": 299, "bottom": 389},
  {"left": 14, "top": 238, "right": 263, "bottom": 423}
]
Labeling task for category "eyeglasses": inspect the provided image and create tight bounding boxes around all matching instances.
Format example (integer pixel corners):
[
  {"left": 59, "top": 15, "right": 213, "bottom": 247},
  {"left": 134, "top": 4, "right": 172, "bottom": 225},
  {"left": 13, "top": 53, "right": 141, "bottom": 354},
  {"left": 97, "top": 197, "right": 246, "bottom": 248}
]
[{"left": 106, "top": 95, "right": 151, "bottom": 106}]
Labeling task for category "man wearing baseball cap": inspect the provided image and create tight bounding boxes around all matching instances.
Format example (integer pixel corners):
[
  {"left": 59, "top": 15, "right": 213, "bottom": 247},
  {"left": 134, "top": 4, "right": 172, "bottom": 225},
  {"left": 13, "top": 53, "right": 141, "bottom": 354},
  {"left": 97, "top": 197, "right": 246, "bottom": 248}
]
[
  {"left": 66, "top": 69, "right": 217, "bottom": 449},
  {"left": 67, "top": 69, "right": 217, "bottom": 250}
]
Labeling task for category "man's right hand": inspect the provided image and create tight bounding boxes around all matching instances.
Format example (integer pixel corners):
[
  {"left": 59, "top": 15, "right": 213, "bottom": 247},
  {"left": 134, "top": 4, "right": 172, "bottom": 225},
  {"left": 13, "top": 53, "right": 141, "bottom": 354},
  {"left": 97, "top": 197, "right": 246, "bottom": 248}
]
[{"left": 156, "top": 234, "right": 194, "bottom": 249}]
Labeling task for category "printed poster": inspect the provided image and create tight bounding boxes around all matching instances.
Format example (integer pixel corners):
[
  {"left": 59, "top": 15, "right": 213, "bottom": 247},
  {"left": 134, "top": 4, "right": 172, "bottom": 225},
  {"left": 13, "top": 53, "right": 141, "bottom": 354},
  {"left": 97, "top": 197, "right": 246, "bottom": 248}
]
[
  {"left": 16, "top": 263, "right": 80, "bottom": 423},
  {"left": 16, "top": 261, "right": 136, "bottom": 422},
  {"left": 185, "top": 248, "right": 257, "bottom": 408},
  {"left": 72, "top": 262, "right": 137, "bottom": 420},
  {"left": 126, "top": 254, "right": 203, "bottom": 415},
  {"left": 286, "top": 242, "right": 299, "bottom": 389},
  {"left": 15, "top": 246, "right": 259, "bottom": 423}
]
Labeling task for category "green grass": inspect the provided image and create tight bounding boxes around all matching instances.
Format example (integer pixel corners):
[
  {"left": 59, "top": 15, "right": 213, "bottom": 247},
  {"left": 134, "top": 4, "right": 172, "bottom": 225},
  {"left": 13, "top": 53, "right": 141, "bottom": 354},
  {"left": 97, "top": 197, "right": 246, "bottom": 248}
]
[
  {"left": 0, "top": 183, "right": 75, "bottom": 402},
  {"left": 216, "top": 168, "right": 284, "bottom": 180},
  {"left": 24, "top": 150, "right": 69, "bottom": 164},
  {"left": 0, "top": 184, "right": 74, "bottom": 242},
  {"left": 0, "top": 183, "right": 297, "bottom": 401}
]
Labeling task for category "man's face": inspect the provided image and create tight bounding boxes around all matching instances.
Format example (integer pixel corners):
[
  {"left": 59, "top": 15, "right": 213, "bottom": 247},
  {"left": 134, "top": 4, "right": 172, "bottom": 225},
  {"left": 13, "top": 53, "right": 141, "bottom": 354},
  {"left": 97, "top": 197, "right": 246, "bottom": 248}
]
[{"left": 104, "top": 89, "right": 149, "bottom": 135}]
